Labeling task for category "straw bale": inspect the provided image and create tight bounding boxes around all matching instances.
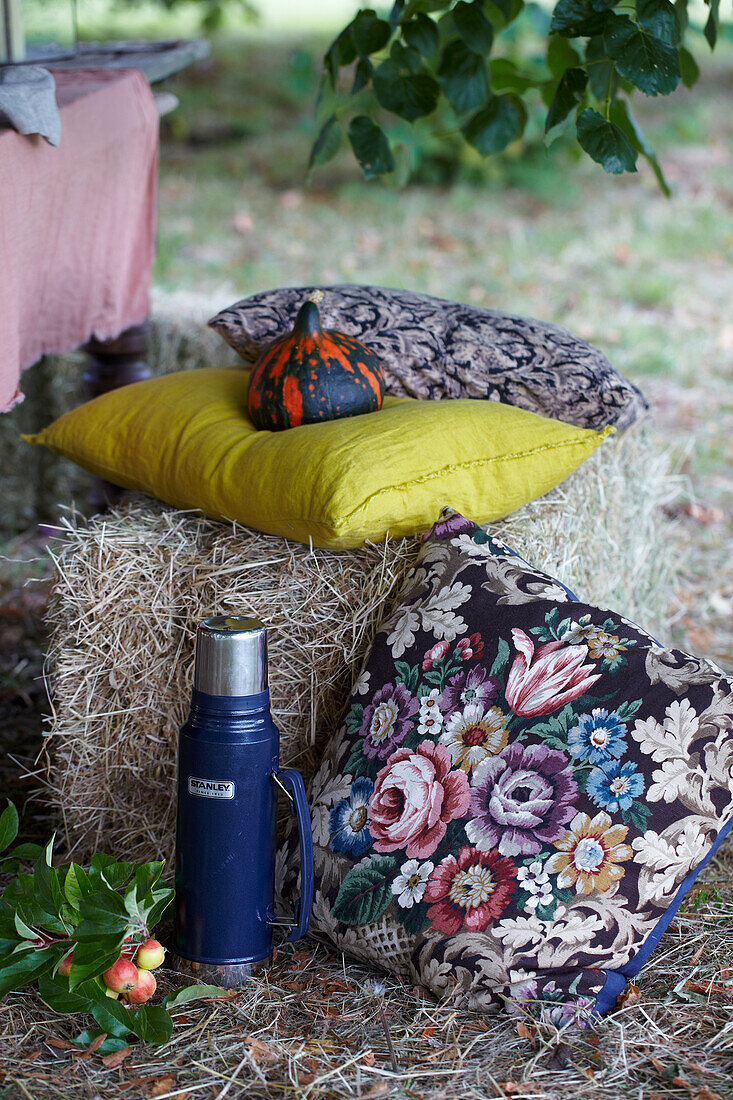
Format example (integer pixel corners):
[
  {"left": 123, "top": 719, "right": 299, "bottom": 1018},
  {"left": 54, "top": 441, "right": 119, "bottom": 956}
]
[{"left": 43, "top": 427, "right": 686, "bottom": 862}]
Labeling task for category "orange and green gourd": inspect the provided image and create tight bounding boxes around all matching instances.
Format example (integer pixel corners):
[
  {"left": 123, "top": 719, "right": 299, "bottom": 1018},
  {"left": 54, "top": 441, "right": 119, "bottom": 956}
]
[{"left": 247, "top": 293, "right": 386, "bottom": 431}]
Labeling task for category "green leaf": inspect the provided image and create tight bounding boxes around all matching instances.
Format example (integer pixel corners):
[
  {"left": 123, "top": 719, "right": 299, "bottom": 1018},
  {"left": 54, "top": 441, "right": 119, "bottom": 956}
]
[
  {"left": 33, "top": 841, "right": 63, "bottom": 922},
  {"left": 132, "top": 862, "right": 165, "bottom": 906},
  {"left": 13, "top": 912, "right": 37, "bottom": 942},
  {"left": 332, "top": 858, "right": 396, "bottom": 925},
  {"left": 142, "top": 891, "right": 174, "bottom": 934},
  {"left": 550, "top": 0, "right": 615, "bottom": 38},
  {"left": 344, "top": 702, "right": 365, "bottom": 736},
  {"left": 546, "top": 35, "right": 581, "bottom": 76},
  {"left": 403, "top": 13, "right": 439, "bottom": 57},
  {"left": 576, "top": 108, "right": 638, "bottom": 173},
  {"left": 463, "top": 93, "right": 527, "bottom": 154},
  {"left": 163, "top": 983, "right": 232, "bottom": 1010},
  {"left": 0, "top": 803, "right": 19, "bottom": 854},
  {"left": 585, "top": 34, "right": 617, "bottom": 101},
  {"left": 453, "top": 1, "right": 494, "bottom": 55},
  {"left": 69, "top": 936, "right": 125, "bottom": 989},
  {"left": 64, "top": 863, "right": 91, "bottom": 911},
  {"left": 131, "top": 1003, "right": 174, "bottom": 1046},
  {"left": 89, "top": 855, "right": 135, "bottom": 892},
  {"left": 609, "top": 96, "right": 671, "bottom": 197},
  {"left": 38, "top": 973, "right": 106, "bottom": 1014},
  {"left": 90, "top": 995, "right": 134, "bottom": 1039},
  {"left": 325, "top": 24, "right": 357, "bottom": 88},
  {"left": 678, "top": 45, "right": 699, "bottom": 87},
  {"left": 1, "top": 842, "right": 43, "bottom": 869},
  {"left": 0, "top": 908, "right": 21, "bottom": 956},
  {"left": 626, "top": 801, "right": 653, "bottom": 831},
  {"left": 344, "top": 740, "right": 370, "bottom": 779},
  {"left": 352, "top": 9, "right": 392, "bottom": 57},
  {"left": 545, "top": 67, "right": 588, "bottom": 132},
  {"left": 616, "top": 697, "right": 644, "bottom": 721},
  {"left": 704, "top": 0, "right": 720, "bottom": 49},
  {"left": 489, "top": 58, "right": 534, "bottom": 93},
  {"left": 490, "top": 637, "right": 511, "bottom": 678},
  {"left": 397, "top": 901, "right": 428, "bottom": 934},
  {"left": 0, "top": 948, "right": 57, "bottom": 997},
  {"left": 75, "top": 889, "right": 129, "bottom": 941},
  {"left": 604, "top": 14, "right": 681, "bottom": 96},
  {"left": 394, "top": 660, "right": 413, "bottom": 686},
  {"left": 374, "top": 60, "right": 440, "bottom": 121},
  {"left": 438, "top": 40, "right": 488, "bottom": 114},
  {"left": 636, "top": 0, "right": 680, "bottom": 44}
]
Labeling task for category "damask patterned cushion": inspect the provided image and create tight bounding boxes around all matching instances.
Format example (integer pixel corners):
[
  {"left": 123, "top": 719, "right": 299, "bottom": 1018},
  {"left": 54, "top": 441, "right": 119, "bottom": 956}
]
[
  {"left": 281, "top": 512, "right": 733, "bottom": 1023},
  {"left": 209, "top": 285, "right": 649, "bottom": 432}
]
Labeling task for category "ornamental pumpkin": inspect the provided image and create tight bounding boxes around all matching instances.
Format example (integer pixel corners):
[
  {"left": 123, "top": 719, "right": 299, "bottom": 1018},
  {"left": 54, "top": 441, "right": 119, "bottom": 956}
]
[{"left": 246, "top": 295, "right": 385, "bottom": 431}]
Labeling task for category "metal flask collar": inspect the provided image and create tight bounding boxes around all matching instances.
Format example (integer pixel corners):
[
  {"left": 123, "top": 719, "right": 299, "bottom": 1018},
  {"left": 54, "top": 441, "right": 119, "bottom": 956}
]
[{"left": 193, "top": 617, "right": 268, "bottom": 697}]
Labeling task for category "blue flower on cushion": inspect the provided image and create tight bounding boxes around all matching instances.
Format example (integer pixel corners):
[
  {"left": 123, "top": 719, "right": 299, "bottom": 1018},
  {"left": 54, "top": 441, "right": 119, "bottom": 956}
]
[
  {"left": 329, "top": 778, "right": 374, "bottom": 858},
  {"left": 568, "top": 709, "right": 627, "bottom": 765},
  {"left": 587, "top": 761, "right": 645, "bottom": 813}
]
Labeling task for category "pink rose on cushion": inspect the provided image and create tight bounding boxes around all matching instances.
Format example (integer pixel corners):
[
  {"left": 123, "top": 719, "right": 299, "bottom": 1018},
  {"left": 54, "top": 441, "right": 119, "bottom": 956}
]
[
  {"left": 505, "top": 628, "right": 601, "bottom": 718},
  {"left": 422, "top": 641, "right": 450, "bottom": 672},
  {"left": 368, "top": 741, "right": 470, "bottom": 859}
]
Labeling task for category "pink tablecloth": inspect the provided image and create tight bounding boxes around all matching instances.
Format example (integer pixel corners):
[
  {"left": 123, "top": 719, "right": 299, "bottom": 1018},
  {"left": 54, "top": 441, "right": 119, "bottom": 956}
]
[{"left": 0, "top": 69, "right": 158, "bottom": 411}]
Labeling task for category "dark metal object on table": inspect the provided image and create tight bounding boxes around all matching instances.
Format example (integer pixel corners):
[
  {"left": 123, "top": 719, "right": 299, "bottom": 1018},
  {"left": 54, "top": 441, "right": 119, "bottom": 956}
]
[{"left": 83, "top": 322, "right": 151, "bottom": 509}]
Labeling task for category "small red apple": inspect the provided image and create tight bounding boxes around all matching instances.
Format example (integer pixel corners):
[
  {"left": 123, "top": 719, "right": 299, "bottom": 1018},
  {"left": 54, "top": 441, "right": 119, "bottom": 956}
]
[
  {"left": 103, "top": 956, "right": 139, "bottom": 993},
  {"left": 58, "top": 950, "right": 73, "bottom": 978},
  {"left": 125, "top": 968, "right": 156, "bottom": 1004},
  {"left": 136, "top": 938, "right": 165, "bottom": 971}
]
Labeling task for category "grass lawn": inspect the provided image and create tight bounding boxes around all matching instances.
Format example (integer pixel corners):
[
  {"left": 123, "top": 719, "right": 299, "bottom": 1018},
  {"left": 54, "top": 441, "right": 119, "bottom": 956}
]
[{"left": 1, "top": 20, "right": 732, "bottom": 1100}]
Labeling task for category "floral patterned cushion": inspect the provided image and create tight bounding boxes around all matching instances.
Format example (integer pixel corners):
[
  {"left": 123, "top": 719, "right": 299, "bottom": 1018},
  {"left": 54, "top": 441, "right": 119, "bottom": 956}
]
[
  {"left": 209, "top": 285, "right": 649, "bottom": 433},
  {"left": 281, "top": 511, "right": 733, "bottom": 1024}
]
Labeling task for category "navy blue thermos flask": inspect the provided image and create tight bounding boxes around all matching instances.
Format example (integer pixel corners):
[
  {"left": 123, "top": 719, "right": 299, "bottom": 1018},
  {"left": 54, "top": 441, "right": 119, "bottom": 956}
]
[{"left": 173, "top": 616, "right": 313, "bottom": 985}]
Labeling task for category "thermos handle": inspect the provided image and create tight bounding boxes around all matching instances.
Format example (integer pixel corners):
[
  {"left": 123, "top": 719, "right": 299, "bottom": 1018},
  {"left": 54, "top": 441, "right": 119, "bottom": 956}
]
[{"left": 273, "top": 768, "right": 314, "bottom": 944}]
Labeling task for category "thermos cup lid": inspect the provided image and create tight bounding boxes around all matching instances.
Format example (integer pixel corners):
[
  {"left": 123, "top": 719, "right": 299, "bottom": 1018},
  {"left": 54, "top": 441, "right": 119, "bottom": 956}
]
[{"left": 194, "top": 616, "right": 268, "bottom": 696}]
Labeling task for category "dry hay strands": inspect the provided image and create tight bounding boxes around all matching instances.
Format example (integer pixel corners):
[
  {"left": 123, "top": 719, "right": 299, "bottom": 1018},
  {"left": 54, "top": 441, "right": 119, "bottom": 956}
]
[{"left": 41, "top": 426, "right": 686, "bottom": 863}]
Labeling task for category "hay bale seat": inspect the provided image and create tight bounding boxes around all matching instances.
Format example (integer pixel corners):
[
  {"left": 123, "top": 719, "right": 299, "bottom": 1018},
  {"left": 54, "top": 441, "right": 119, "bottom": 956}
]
[{"left": 44, "top": 427, "right": 684, "bottom": 862}]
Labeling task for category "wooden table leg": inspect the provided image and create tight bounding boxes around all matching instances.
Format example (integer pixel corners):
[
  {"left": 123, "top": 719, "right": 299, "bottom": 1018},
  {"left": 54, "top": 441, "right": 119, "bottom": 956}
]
[{"left": 83, "top": 320, "right": 152, "bottom": 510}]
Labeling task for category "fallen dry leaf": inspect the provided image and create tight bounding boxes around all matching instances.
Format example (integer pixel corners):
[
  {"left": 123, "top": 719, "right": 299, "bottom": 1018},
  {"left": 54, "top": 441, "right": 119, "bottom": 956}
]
[
  {"left": 101, "top": 1046, "right": 132, "bottom": 1069},
  {"left": 87, "top": 1033, "right": 108, "bottom": 1055},
  {"left": 616, "top": 983, "right": 641, "bottom": 1007},
  {"left": 691, "top": 1088, "right": 722, "bottom": 1100},
  {"left": 245, "top": 1036, "right": 278, "bottom": 1064},
  {"left": 421, "top": 1025, "right": 436, "bottom": 1039},
  {"left": 362, "top": 1048, "right": 376, "bottom": 1066},
  {"left": 46, "top": 1039, "right": 76, "bottom": 1051},
  {"left": 516, "top": 1021, "right": 537, "bottom": 1045},
  {"left": 150, "top": 1077, "right": 177, "bottom": 1097}
]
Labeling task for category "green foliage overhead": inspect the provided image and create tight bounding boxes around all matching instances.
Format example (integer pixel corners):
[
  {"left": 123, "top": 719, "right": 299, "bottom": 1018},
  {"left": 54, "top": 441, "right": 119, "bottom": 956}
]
[
  {"left": 0, "top": 802, "right": 230, "bottom": 1049},
  {"left": 312, "top": 0, "right": 722, "bottom": 189}
]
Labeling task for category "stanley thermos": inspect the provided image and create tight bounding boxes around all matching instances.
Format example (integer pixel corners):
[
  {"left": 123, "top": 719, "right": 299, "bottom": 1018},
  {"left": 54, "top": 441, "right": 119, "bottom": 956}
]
[{"left": 174, "top": 617, "right": 313, "bottom": 983}]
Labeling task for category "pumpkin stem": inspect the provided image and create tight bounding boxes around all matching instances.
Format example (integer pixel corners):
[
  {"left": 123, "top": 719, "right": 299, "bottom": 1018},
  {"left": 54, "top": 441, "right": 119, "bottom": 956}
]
[
  {"left": 294, "top": 298, "right": 323, "bottom": 339},
  {"left": 306, "top": 289, "right": 324, "bottom": 306}
]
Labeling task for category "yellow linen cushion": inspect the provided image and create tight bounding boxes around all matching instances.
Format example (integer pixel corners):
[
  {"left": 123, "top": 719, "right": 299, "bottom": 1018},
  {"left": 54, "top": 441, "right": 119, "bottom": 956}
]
[{"left": 25, "top": 367, "right": 613, "bottom": 549}]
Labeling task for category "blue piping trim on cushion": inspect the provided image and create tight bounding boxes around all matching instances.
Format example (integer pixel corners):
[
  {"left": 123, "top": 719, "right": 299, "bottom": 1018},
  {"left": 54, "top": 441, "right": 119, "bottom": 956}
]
[
  {"left": 593, "top": 970, "right": 627, "bottom": 1016},
  {"left": 593, "top": 811, "right": 733, "bottom": 1016}
]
